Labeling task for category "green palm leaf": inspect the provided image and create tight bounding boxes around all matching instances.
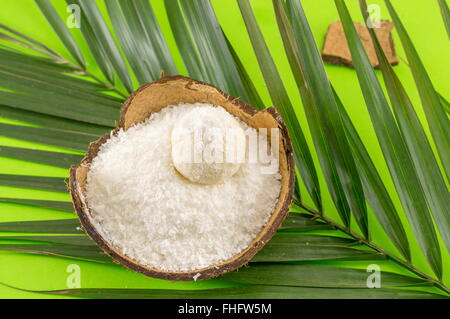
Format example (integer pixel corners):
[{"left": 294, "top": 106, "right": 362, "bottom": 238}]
[
  {"left": 0, "top": 105, "right": 109, "bottom": 135},
  {"left": 76, "top": 0, "right": 133, "bottom": 93},
  {"left": 439, "top": 92, "right": 450, "bottom": 115},
  {"left": 220, "top": 263, "right": 430, "bottom": 288},
  {"left": 279, "top": 213, "right": 334, "bottom": 231},
  {"left": 385, "top": 0, "right": 450, "bottom": 183},
  {"left": 177, "top": 0, "right": 253, "bottom": 103},
  {"left": 0, "top": 174, "right": 67, "bottom": 192},
  {"left": 0, "top": 219, "right": 81, "bottom": 234},
  {"left": 0, "top": 48, "right": 106, "bottom": 91},
  {"left": 3, "top": 285, "right": 446, "bottom": 299},
  {"left": 0, "top": 0, "right": 448, "bottom": 298},
  {"left": 0, "top": 46, "right": 73, "bottom": 73},
  {"left": 121, "top": 0, "right": 177, "bottom": 75},
  {"left": 0, "top": 146, "right": 83, "bottom": 168},
  {"left": 224, "top": 34, "right": 265, "bottom": 110},
  {"left": 0, "top": 244, "right": 112, "bottom": 263},
  {"left": 284, "top": 0, "right": 368, "bottom": 237},
  {"left": 107, "top": 0, "right": 177, "bottom": 82},
  {"left": 438, "top": 0, "right": 450, "bottom": 38},
  {"left": 0, "top": 198, "right": 72, "bottom": 212},
  {"left": 238, "top": 0, "right": 322, "bottom": 211},
  {"left": 0, "top": 235, "right": 94, "bottom": 246},
  {"left": 0, "top": 24, "right": 59, "bottom": 58},
  {"left": 359, "top": 0, "right": 450, "bottom": 254},
  {"left": 253, "top": 243, "right": 384, "bottom": 262},
  {"left": 105, "top": 0, "right": 153, "bottom": 83},
  {"left": 34, "top": 0, "right": 86, "bottom": 67},
  {"left": 335, "top": 0, "right": 442, "bottom": 279},
  {"left": 63, "top": 0, "right": 113, "bottom": 85},
  {"left": 0, "top": 123, "right": 97, "bottom": 151},
  {"left": 0, "top": 63, "right": 121, "bottom": 108},
  {"left": 334, "top": 91, "right": 410, "bottom": 260},
  {"left": 270, "top": 233, "right": 356, "bottom": 245},
  {"left": 164, "top": 0, "right": 207, "bottom": 81},
  {"left": 273, "top": 0, "right": 370, "bottom": 234},
  {"left": 0, "top": 90, "right": 117, "bottom": 127}
]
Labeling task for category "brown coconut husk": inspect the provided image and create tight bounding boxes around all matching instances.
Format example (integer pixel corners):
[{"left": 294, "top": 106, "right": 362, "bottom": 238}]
[
  {"left": 322, "top": 20, "right": 398, "bottom": 68},
  {"left": 69, "top": 75, "right": 295, "bottom": 281}
]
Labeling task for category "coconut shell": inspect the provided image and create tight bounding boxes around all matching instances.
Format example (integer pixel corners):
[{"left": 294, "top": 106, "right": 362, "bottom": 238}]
[
  {"left": 69, "top": 75, "right": 295, "bottom": 281},
  {"left": 322, "top": 20, "right": 398, "bottom": 68}
]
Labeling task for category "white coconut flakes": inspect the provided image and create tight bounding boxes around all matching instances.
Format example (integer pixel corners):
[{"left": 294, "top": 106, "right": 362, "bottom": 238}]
[{"left": 86, "top": 103, "right": 281, "bottom": 272}]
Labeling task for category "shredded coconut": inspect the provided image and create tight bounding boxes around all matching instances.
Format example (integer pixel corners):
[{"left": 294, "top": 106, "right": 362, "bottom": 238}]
[{"left": 86, "top": 103, "right": 281, "bottom": 271}]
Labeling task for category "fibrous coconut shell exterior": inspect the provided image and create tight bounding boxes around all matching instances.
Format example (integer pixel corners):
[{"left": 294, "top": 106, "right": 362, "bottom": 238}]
[
  {"left": 322, "top": 20, "right": 398, "bottom": 68},
  {"left": 69, "top": 75, "right": 295, "bottom": 281}
]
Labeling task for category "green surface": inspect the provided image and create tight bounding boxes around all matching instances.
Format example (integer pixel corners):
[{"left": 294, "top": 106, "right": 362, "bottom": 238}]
[{"left": 0, "top": 0, "right": 449, "bottom": 298}]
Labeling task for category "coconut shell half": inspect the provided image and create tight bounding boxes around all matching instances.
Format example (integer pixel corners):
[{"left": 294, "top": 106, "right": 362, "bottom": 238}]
[{"left": 69, "top": 75, "right": 295, "bottom": 281}]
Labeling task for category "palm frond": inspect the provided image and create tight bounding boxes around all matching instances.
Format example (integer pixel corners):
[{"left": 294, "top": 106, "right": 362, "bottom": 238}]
[
  {"left": 0, "top": 174, "right": 67, "bottom": 192},
  {"left": 253, "top": 243, "right": 385, "bottom": 262},
  {"left": 106, "top": 0, "right": 177, "bottom": 83},
  {"left": 105, "top": 0, "right": 154, "bottom": 83},
  {"left": 0, "top": 0, "right": 448, "bottom": 298},
  {"left": 0, "top": 235, "right": 94, "bottom": 246},
  {"left": 439, "top": 92, "right": 450, "bottom": 115},
  {"left": 0, "top": 219, "right": 81, "bottom": 234},
  {"left": 0, "top": 24, "right": 60, "bottom": 58},
  {"left": 272, "top": 0, "right": 352, "bottom": 229},
  {"left": 438, "top": 0, "right": 450, "bottom": 38},
  {"left": 75, "top": 0, "right": 134, "bottom": 92},
  {"left": 279, "top": 213, "right": 334, "bottom": 231},
  {"left": 164, "top": 0, "right": 207, "bottom": 81},
  {"left": 0, "top": 123, "right": 97, "bottom": 151},
  {"left": 0, "top": 146, "right": 83, "bottom": 168},
  {"left": 170, "top": 0, "right": 256, "bottom": 105},
  {"left": 0, "top": 87, "right": 118, "bottom": 127},
  {"left": 0, "top": 198, "right": 72, "bottom": 212},
  {"left": 237, "top": 0, "right": 322, "bottom": 211},
  {"left": 385, "top": 0, "right": 450, "bottom": 183},
  {"left": 0, "top": 105, "right": 109, "bottom": 135},
  {"left": 0, "top": 243, "right": 112, "bottom": 263},
  {"left": 335, "top": 0, "right": 442, "bottom": 279},
  {"left": 34, "top": 0, "right": 86, "bottom": 67},
  {"left": 359, "top": 0, "right": 450, "bottom": 255},
  {"left": 333, "top": 91, "right": 410, "bottom": 260},
  {"left": 64, "top": 1, "right": 114, "bottom": 84},
  {"left": 220, "top": 263, "right": 430, "bottom": 288},
  {"left": 2, "top": 284, "right": 446, "bottom": 299},
  {"left": 223, "top": 34, "right": 265, "bottom": 110},
  {"left": 123, "top": 0, "right": 177, "bottom": 75}
]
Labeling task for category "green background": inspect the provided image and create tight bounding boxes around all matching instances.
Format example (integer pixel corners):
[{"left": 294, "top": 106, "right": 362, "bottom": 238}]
[{"left": 0, "top": 0, "right": 448, "bottom": 298}]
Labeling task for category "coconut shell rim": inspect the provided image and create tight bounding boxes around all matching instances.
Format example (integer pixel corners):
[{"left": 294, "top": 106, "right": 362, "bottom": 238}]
[{"left": 69, "top": 75, "right": 295, "bottom": 281}]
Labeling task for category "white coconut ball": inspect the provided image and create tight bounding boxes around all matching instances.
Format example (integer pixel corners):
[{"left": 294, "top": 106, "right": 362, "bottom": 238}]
[{"left": 171, "top": 105, "right": 246, "bottom": 184}]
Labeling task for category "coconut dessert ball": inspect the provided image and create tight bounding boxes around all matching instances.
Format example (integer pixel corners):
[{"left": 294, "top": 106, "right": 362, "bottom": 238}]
[
  {"left": 171, "top": 106, "right": 246, "bottom": 184},
  {"left": 85, "top": 102, "right": 282, "bottom": 272}
]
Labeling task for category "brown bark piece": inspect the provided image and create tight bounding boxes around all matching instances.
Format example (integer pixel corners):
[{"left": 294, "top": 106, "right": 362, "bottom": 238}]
[{"left": 322, "top": 20, "right": 398, "bottom": 68}]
